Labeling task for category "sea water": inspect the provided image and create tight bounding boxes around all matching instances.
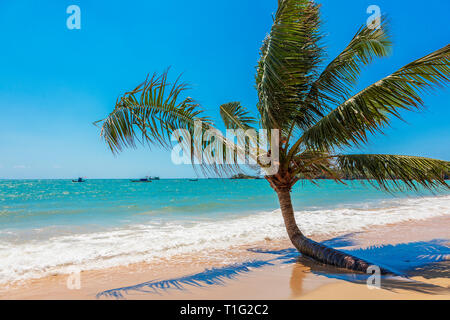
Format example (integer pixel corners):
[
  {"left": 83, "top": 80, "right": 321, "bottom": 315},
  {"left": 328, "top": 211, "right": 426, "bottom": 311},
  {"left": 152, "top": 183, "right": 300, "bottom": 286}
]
[{"left": 0, "top": 179, "right": 449, "bottom": 284}]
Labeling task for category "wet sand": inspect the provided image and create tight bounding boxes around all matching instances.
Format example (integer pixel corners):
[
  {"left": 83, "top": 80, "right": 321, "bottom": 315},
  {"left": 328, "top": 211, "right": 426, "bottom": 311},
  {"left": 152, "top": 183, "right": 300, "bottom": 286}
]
[{"left": 0, "top": 215, "right": 448, "bottom": 300}]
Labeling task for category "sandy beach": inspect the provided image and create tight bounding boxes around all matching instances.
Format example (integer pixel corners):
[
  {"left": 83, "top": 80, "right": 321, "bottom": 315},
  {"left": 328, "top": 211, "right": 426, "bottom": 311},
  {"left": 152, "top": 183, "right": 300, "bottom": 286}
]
[{"left": 1, "top": 215, "right": 448, "bottom": 300}]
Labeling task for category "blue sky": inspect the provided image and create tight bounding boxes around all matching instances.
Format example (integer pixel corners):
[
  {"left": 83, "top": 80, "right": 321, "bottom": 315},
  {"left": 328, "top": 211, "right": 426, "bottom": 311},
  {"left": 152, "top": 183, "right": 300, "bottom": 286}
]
[{"left": 0, "top": 0, "right": 449, "bottom": 179}]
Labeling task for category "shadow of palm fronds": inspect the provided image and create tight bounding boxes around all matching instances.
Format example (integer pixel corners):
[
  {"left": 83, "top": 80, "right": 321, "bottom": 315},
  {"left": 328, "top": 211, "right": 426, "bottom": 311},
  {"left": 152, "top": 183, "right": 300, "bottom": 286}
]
[
  {"left": 96, "top": 260, "right": 273, "bottom": 299},
  {"left": 247, "top": 247, "right": 300, "bottom": 264},
  {"left": 320, "top": 233, "right": 360, "bottom": 248},
  {"left": 252, "top": 238, "right": 450, "bottom": 295},
  {"left": 296, "top": 255, "right": 449, "bottom": 295},
  {"left": 96, "top": 238, "right": 449, "bottom": 299},
  {"left": 342, "top": 239, "right": 450, "bottom": 275},
  {"left": 407, "top": 260, "right": 450, "bottom": 280}
]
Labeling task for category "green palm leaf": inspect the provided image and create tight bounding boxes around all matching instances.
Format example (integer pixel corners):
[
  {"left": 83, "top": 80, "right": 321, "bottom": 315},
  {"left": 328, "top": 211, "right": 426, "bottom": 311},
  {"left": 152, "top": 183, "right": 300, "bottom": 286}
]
[
  {"left": 95, "top": 71, "right": 211, "bottom": 154},
  {"left": 219, "top": 102, "right": 257, "bottom": 130},
  {"left": 301, "top": 44, "right": 450, "bottom": 151},
  {"left": 308, "top": 17, "right": 391, "bottom": 106},
  {"left": 337, "top": 154, "right": 450, "bottom": 191},
  {"left": 256, "top": 0, "right": 323, "bottom": 130},
  {"left": 96, "top": 71, "right": 262, "bottom": 176}
]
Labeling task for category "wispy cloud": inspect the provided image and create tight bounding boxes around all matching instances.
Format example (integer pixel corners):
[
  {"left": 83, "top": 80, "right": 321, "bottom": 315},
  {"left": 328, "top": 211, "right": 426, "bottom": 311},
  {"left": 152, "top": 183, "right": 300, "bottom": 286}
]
[{"left": 13, "top": 164, "right": 30, "bottom": 169}]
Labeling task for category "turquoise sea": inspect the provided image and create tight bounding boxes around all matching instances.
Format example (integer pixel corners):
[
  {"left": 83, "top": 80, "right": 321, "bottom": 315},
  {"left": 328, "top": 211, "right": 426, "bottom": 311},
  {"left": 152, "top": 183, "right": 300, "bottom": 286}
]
[{"left": 0, "top": 179, "right": 449, "bottom": 284}]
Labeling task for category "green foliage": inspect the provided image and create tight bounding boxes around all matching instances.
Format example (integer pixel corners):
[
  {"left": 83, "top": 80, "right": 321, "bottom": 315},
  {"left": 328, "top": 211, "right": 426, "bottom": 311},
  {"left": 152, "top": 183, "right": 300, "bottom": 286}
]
[
  {"left": 220, "top": 102, "right": 257, "bottom": 130},
  {"left": 256, "top": 0, "right": 324, "bottom": 131},
  {"left": 308, "top": 17, "right": 392, "bottom": 106},
  {"left": 337, "top": 155, "right": 450, "bottom": 191},
  {"left": 97, "top": 0, "right": 450, "bottom": 192},
  {"left": 230, "top": 173, "right": 262, "bottom": 180},
  {"left": 96, "top": 71, "right": 211, "bottom": 154},
  {"left": 302, "top": 45, "right": 450, "bottom": 151}
]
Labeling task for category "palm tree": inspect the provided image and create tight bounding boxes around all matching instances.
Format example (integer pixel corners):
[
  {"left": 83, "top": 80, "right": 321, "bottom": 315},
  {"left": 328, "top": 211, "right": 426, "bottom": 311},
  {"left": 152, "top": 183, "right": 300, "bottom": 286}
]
[{"left": 96, "top": 0, "right": 450, "bottom": 273}]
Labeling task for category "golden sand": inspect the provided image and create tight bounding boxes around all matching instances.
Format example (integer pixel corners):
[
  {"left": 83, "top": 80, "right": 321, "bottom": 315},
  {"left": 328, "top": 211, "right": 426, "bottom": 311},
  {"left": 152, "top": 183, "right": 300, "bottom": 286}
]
[{"left": 0, "top": 216, "right": 448, "bottom": 300}]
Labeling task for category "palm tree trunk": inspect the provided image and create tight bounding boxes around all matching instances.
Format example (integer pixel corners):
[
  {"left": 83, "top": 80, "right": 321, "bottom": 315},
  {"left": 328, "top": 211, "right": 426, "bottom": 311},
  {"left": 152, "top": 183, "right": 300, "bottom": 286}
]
[{"left": 276, "top": 188, "right": 391, "bottom": 274}]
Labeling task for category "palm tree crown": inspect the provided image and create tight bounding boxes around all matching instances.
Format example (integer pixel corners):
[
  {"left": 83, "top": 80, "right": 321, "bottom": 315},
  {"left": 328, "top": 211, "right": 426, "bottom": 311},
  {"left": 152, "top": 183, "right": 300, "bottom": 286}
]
[
  {"left": 98, "top": 0, "right": 449, "bottom": 193},
  {"left": 97, "top": 0, "right": 450, "bottom": 273}
]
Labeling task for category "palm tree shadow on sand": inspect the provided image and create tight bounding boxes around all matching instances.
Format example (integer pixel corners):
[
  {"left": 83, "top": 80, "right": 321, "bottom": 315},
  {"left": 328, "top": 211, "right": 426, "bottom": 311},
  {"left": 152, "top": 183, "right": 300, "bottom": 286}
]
[
  {"left": 291, "top": 253, "right": 449, "bottom": 295},
  {"left": 96, "top": 235, "right": 449, "bottom": 299}
]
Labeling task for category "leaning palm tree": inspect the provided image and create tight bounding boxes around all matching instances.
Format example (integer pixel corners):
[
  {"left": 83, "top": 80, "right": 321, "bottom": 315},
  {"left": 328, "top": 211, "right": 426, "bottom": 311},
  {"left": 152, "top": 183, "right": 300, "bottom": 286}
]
[{"left": 97, "top": 0, "right": 450, "bottom": 273}]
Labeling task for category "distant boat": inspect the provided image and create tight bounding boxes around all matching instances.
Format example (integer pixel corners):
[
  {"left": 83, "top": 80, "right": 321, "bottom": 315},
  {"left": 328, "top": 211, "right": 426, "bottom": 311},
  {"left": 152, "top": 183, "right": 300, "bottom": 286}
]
[
  {"left": 72, "top": 177, "right": 86, "bottom": 183},
  {"left": 189, "top": 179, "right": 199, "bottom": 182},
  {"left": 149, "top": 176, "right": 160, "bottom": 180},
  {"left": 130, "top": 177, "right": 153, "bottom": 183}
]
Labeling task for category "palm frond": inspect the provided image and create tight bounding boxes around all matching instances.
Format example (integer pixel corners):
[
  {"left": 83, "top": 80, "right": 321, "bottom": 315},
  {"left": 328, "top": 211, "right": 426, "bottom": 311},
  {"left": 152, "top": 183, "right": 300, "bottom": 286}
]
[
  {"left": 347, "top": 239, "right": 450, "bottom": 275},
  {"left": 219, "top": 102, "right": 257, "bottom": 130},
  {"left": 96, "top": 71, "right": 265, "bottom": 176},
  {"left": 96, "top": 70, "right": 211, "bottom": 154},
  {"left": 336, "top": 154, "right": 450, "bottom": 191},
  {"left": 289, "top": 150, "right": 341, "bottom": 182},
  {"left": 301, "top": 44, "right": 450, "bottom": 151},
  {"left": 256, "top": 0, "right": 324, "bottom": 131},
  {"left": 96, "top": 260, "right": 272, "bottom": 299},
  {"left": 308, "top": 17, "right": 391, "bottom": 106}
]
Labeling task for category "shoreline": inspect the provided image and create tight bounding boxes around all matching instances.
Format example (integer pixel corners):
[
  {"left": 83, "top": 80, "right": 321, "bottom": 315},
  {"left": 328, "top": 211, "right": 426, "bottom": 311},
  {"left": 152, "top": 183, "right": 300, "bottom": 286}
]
[
  {"left": 1, "top": 192, "right": 448, "bottom": 287},
  {"left": 1, "top": 215, "right": 448, "bottom": 300}
]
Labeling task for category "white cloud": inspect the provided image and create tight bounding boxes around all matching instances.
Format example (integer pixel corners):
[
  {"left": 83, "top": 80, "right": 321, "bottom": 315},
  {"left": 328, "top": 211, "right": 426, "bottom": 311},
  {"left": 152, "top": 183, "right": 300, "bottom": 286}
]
[{"left": 13, "top": 165, "right": 30, "bottom": 169}]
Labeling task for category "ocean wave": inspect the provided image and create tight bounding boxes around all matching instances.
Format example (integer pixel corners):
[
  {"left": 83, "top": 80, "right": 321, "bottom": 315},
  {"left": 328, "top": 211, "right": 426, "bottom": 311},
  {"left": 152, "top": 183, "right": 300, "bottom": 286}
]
[{"left": 0, "top": 195, "right": 449, "bottom": 284}]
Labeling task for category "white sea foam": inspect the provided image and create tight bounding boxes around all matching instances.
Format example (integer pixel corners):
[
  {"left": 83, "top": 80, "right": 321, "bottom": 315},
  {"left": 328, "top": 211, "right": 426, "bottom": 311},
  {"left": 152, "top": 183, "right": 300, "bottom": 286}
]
[{"left": 0, "top": 195, "right": 449, "bottom": 284}]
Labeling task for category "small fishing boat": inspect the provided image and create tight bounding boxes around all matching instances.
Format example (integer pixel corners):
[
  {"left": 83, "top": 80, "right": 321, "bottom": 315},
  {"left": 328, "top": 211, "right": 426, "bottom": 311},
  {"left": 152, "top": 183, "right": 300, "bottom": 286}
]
[
  {"left": 130, "top": 177, "right": 153, "bottom": 183},
  {"left": 189, "top": 179, "right": 199, "bottom": 182},
  {"left": 72, "top": 177, "right": 86, "bottom": 183}
]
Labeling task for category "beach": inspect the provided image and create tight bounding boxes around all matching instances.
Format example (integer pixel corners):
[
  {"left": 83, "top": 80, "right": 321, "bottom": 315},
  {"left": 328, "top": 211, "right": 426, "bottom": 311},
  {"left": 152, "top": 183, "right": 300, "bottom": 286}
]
[
  {"left": 0, "top": 214, "right": 448, "bottom": 300},
  {"left": 0, "top": 179, "right": 449, "bottom": 300}
]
